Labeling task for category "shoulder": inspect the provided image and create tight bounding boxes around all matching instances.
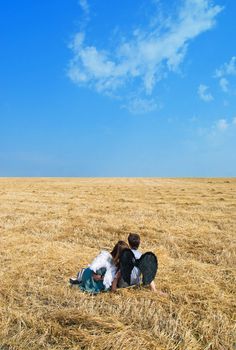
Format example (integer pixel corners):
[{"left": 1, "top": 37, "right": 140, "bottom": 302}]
[
  {"left": 132, "top": 249, "right": 142, "bottom": 259},
  {"left": 97, "top": 250, "right": 113, "bottom": 263},
  {"left": 100, "top": 250, "right": 111, "bottom": 256},
  {"left": 99, "top": 250, "right": 112, "bottom": 258}
]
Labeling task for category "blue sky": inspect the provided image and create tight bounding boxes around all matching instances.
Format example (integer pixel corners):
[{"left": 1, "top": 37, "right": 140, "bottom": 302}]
[{"left": 0, "top": 0, "right": 236, "bottom": 176}]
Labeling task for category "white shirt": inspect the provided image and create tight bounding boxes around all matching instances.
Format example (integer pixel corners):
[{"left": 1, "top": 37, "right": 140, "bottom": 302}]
[
  {"left": 130, "top": 249, "right": 142, "bottom": 285},
  {"left": 89, "top": 250, "right": 117, "bottom": 289}
]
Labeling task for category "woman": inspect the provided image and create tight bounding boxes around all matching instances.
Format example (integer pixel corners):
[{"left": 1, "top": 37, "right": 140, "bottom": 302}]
[{"left": 69, "top": 240, "right": 129, "bottom": 294}]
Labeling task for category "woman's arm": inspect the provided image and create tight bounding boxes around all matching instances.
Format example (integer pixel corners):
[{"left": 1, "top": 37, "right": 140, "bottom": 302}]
[{"left": 111, "top": 271, "right": 121, "bottom": 292}]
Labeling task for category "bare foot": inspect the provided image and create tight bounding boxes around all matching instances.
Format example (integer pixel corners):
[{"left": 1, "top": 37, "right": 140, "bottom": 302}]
[
  {"left": 158, "top": 290, "right": 168, "bottom": 297},
  {"left": 150, "top": 281, "right": 157, "bottom": 292}
]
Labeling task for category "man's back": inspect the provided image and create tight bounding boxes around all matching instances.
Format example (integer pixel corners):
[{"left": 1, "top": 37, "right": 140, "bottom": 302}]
[{"left": 130, "top": 249, "right": 142, "bottom": 285}]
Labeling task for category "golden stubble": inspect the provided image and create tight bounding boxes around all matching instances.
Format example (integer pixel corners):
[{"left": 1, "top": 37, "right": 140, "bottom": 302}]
[{"left": 0, "top": 178, "right": 235, "bottom": 350}]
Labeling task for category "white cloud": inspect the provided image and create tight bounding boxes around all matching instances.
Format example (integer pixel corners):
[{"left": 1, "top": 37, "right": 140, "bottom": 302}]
[
  {"left": 199, "top": 117, "right": 236, "bottom": 140},
  {"left": 219, "top": 77, "right": 229, "bottom": 92},
  {"left": 226, "top": 57, "right": 236, "bottom": 75},
  {"left": 216, "top": 119, "right": 228, "bottom": 131},
  {"left": 78, "top": 0, "right": 90, "bottom": 26},
  {"left": 213, "top": 117, "right": 236, "bottom": 133},
  {"left": 215, "top": 56, "right": 236, "bottom": 78},
  {"left": 198, "top": 84, "right": 214, "bottom": 102},
  {"left": 68, "top": 0, "right": 222, "bottom": 112},
  {"left": 123, "top": 98, "right": 159, "bottom": 114},
  {"left": 79, "top": 0, "right": 89, "bottom": 15},
  {"left": 215, "top": 56, "right": 236, "bottom": 93}
]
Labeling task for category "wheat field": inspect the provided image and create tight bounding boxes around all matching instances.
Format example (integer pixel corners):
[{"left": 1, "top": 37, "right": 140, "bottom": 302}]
[{"left": 0, "top": 178, "right": 235, "bottom": 350}]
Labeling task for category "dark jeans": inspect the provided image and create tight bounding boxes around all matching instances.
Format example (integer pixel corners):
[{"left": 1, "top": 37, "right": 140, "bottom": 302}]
[{"left": 118, "top": 277, "right": 130, "bottom": 288}]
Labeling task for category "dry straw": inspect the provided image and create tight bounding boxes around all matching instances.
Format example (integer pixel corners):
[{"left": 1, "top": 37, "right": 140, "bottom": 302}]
[{"left": 0, "top": 178, "right": 235, "bottom": 349}]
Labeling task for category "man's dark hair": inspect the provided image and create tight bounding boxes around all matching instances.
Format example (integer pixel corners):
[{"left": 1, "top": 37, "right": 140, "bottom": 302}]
[{"left": 128, "top": 233, "right": 140, "bottom": 250}]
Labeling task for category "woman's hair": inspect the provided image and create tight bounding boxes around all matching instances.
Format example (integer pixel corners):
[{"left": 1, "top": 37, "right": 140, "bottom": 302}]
[{"left": 110, "top": 240, "right": 129, "bottom": 266}]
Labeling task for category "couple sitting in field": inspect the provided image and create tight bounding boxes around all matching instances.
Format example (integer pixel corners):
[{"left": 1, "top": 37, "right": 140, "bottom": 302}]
[{"left": 69, "top": 233, "right": 158, "bottom": 294}]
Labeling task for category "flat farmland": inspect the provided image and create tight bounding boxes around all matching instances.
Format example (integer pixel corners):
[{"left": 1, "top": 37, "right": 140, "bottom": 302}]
[{"left": 0, "top": 178, "right": 235, "bottom": 350}]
